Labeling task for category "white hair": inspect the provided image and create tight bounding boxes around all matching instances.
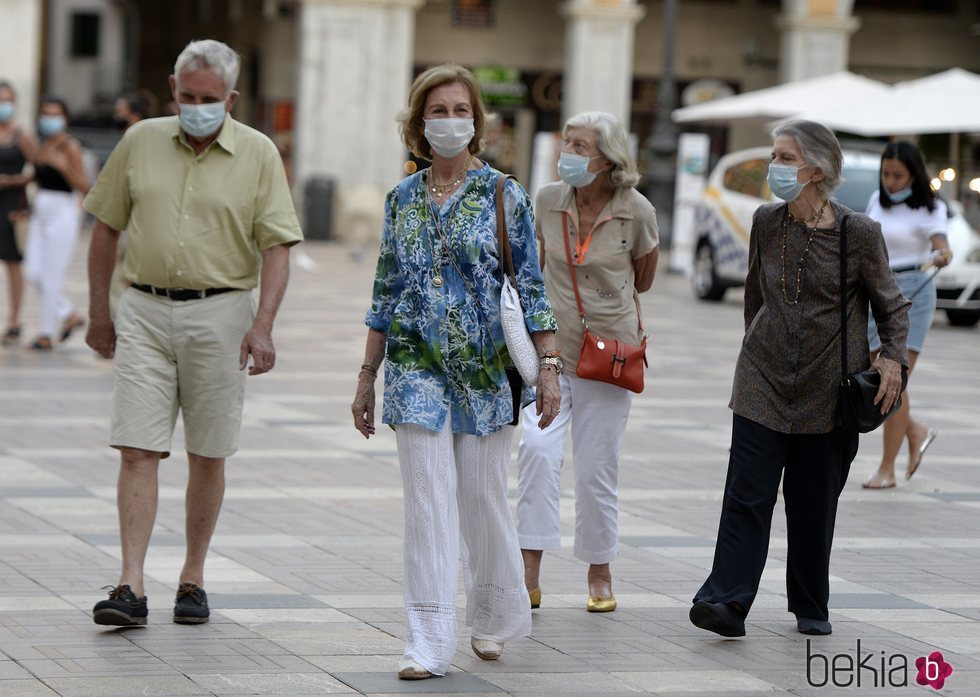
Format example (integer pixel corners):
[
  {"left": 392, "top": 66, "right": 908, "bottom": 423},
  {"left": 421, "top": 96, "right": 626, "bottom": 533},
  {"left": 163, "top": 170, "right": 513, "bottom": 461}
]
[
  {"left": 173, "top": 39, "right": 241, "bottom": 96},
  {"left": 563, "top": 111, "right": 640, "bottom": 189},
  {"left": 770, "top": 119, "right": 843, "bottom": 196}
]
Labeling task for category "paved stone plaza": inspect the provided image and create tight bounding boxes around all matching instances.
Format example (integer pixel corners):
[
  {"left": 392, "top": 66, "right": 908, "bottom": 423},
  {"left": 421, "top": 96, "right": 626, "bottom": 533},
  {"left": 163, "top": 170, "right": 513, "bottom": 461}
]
[{"left": 1, "top": 235, "right": 978, "bottom": 696}]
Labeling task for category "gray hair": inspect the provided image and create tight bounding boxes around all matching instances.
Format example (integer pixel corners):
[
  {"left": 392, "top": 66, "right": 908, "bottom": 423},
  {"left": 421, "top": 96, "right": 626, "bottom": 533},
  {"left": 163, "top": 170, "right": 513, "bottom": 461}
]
[
  {"left": 564, "top": 111, "right": 640, "bottom": 189},
  {"left": 770, "top": 119, "right": 842, "bottom": 196},
  {"left": 173, "top": 40, "right": 241, "bottom": 96}
]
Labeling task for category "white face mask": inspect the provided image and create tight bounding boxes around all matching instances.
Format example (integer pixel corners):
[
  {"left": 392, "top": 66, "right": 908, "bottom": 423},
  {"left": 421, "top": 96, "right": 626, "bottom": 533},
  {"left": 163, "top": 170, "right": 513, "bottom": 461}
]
[
  {"left": 179, "top": 102, "right": 227, "bottom": 138},
  {"left": 558, "top": 152, "right": 600, "bottom": 188},
  {"left": 424, "top": 118, "right": 474, "bottom": 158}
]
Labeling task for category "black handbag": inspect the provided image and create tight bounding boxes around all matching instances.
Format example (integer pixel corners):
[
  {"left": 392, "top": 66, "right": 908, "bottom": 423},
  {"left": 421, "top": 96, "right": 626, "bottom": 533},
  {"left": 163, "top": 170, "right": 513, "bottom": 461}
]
[{"left": 837, "top": 215, "right": 908, "bottom": 433}]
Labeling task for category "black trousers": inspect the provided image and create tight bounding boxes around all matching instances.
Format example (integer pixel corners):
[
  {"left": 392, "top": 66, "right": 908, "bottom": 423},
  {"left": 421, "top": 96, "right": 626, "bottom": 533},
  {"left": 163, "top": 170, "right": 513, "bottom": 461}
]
[{"left": 694, "top": 414, "right": 859, "bottom": 621}]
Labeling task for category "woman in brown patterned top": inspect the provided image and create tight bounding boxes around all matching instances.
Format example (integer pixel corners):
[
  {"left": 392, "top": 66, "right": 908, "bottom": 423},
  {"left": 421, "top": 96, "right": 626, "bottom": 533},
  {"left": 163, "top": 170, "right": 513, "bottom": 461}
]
[{"left": 690, "top": 120, "right": 910, "bottom": 639}]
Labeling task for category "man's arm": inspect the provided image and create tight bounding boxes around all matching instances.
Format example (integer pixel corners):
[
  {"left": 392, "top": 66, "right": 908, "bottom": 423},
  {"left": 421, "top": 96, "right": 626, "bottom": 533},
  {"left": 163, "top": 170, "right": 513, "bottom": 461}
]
[
  {"left": 239, "top": 243, "right": 290, "bottom": 376},
  {"left": 85, "top": 219, "right": 121, "bottom": 358}
]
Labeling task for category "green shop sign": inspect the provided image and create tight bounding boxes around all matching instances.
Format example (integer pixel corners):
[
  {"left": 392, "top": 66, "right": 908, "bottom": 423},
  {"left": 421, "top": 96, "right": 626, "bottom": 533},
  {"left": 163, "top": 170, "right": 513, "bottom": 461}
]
[{"left": 475, "top": 67, "right": 528, "bottom": 106}]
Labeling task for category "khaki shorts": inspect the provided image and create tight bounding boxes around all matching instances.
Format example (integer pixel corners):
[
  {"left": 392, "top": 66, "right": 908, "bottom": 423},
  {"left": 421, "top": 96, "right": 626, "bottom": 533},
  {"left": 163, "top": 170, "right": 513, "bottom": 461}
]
[{"left": 111, "top": 288, "right": 254, "bottom": 459}]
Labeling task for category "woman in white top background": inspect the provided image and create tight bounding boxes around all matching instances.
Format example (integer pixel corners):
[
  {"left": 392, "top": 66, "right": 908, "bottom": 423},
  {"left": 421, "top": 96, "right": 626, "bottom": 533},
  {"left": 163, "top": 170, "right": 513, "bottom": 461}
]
[{"left": 862, "top": 141, "right": 952, "bottom": 489}]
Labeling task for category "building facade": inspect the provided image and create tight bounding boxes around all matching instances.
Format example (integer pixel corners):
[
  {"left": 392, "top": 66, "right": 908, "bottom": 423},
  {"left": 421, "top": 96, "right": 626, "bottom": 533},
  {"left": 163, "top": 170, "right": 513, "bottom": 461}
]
[{"left": 5, "top": 0, "right": 978, "bottom": 241}]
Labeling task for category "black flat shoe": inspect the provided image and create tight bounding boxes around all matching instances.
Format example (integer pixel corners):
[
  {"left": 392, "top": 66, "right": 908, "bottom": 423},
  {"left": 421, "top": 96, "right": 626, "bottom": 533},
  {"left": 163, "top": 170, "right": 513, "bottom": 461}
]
[
  {"left": 1, "top": 325, "right": 20, "bottom": 346},
  {"left": 797, "top": 617, "right": 832, "bottom": 635},
  {"left": 690, "top": 600, "right": 746, "bottom": 637}
]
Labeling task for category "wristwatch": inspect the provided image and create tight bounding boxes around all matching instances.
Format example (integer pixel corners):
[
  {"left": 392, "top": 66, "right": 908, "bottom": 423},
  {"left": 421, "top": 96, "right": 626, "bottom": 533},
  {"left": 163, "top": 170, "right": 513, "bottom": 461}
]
[{"left": 539, "top": 355, "right": 565, "bottom": 375}]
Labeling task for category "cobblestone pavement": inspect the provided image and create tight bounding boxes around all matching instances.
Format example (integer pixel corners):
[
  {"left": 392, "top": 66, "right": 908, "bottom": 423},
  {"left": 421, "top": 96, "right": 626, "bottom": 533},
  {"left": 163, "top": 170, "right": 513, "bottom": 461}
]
[{"left": 1, "top": 234, "right": 978, "bottom": 696}]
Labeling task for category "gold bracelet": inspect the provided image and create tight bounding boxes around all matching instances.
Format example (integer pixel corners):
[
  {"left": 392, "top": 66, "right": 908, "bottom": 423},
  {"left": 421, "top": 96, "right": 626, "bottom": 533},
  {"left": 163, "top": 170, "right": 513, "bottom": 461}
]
[{"left": 360, "top": 363, "right": 378, "bottom": 377}]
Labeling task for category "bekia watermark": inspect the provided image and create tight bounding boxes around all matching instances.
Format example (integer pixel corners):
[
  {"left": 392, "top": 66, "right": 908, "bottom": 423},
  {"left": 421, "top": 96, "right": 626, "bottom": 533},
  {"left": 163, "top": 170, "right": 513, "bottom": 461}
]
[{"left": 806, "top": 639, "right": 954, "bottom": 690}]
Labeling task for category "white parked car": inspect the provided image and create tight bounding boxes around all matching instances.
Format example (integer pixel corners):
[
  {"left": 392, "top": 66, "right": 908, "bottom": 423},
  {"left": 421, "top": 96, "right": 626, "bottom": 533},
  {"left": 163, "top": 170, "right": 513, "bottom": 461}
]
[{"left": 690, "top": 146, "right": 980, "bottom": 327}]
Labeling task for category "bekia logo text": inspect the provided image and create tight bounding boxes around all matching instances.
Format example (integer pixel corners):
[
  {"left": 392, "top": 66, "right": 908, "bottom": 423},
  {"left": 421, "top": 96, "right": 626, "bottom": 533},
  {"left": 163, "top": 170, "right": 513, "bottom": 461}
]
[{"left": 807, "top": 640, "right": 953, "bottom": 690}]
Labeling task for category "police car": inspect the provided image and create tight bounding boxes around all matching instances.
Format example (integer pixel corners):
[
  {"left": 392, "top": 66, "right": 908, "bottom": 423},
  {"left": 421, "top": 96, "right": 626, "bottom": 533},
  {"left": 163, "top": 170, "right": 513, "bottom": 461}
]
[{"left": 690, "top": 146, "right": 980, "bottom": 327}]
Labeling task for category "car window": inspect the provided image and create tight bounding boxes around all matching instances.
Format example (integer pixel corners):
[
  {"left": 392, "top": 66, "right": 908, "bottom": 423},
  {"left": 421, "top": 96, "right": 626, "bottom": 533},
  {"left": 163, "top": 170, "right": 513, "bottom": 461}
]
[
  {"left": 835, "top": 164, "right": 880, "bottom": 212},
  {"left": 723, "top": 158, "right": 770, "bottom": 198}
]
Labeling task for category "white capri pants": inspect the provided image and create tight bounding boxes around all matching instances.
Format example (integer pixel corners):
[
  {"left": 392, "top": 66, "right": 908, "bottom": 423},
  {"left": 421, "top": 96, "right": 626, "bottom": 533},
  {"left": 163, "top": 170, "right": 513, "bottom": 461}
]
[
  {"left": 516, "top": 374, "right": 634, "bottom": 564},
  {"left": 24, "top": 190, "right": 81, "bottom": 338},
  {"left": 395, "top": 417, "right": 531, "bottom": 676}
]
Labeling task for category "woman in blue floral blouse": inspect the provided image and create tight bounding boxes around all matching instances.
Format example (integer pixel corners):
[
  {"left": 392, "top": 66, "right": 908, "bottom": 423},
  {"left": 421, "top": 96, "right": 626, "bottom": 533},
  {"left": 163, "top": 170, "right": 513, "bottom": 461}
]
[{"left": 351, "top": 64, "right": 560, "bottom": 681}]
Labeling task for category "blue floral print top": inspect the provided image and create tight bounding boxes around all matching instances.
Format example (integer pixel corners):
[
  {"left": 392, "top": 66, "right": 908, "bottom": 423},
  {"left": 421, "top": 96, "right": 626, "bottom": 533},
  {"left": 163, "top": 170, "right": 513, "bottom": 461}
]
[{"left": 365, "top": 163, "right": 556, "bottom": 436}]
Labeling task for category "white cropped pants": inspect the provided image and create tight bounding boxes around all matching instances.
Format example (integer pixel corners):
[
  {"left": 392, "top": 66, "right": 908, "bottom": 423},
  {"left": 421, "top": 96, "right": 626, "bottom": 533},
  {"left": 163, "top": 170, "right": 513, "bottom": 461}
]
[
  {"left": 516, "top": 374, "right": 633, "bottom": 564},
  {"left": 395, "top": 418, "right": 531, "bottom": 676},
  {"left": 24, "top": 190, "right": 81, "bottom": 338}
]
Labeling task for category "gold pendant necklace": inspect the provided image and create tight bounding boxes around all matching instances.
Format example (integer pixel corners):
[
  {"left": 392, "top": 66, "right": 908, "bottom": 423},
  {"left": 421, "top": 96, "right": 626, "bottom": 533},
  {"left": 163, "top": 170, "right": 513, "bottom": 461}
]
[{"left": 429, "top": 161, "right": 471, "bottom": 198}]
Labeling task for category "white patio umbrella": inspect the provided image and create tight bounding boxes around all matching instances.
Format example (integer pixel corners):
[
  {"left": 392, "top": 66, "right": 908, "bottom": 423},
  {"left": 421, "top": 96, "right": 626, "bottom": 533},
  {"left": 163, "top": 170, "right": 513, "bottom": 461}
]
[
  {"left": 800, "top": 68, "right": 980, "bottom": 136},
  {"left": 671, "top": 71, "right": 891, "bottom": 125}
]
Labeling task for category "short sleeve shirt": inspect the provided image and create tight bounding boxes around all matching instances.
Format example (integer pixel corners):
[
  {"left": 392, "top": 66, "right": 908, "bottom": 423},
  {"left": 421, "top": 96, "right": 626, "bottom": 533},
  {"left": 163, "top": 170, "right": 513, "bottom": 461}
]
[
  {"left": 365, "top": 164, "right": 556, "bottom": 436},
  {"left": 535, "top": 183, "right": 659, "bottom": 373},
  {"left": 865, "top": 192, "right": 947, "bottom": 269},
  {"left": 83, "top": 115, "right": 302, "bottom": 289}
]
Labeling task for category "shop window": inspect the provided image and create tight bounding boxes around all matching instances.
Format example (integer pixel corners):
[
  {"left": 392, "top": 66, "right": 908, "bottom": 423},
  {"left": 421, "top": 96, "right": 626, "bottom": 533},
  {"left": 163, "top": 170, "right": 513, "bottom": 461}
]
[
  {"left": 70, "top": 12, "right": 100, "bottom": 58},
  {"left": 855, "top": 0, "right": 955, "bottom": 10},
  {"left": 452, "top": 0, "right": 495, "bottom": 28}
]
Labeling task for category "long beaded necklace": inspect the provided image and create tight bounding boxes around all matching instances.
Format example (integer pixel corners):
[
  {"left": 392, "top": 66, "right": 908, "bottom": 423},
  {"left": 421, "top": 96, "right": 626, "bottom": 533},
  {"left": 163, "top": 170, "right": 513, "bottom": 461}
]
[
  {"left": 423, "top": 185, "right": 467, "bottom": 288},
  {"left": 779, "top": 200, "right": 828, "bottom": 305},
  {"left": 427, "top": 160, "right": 471, "bottom": 199}
]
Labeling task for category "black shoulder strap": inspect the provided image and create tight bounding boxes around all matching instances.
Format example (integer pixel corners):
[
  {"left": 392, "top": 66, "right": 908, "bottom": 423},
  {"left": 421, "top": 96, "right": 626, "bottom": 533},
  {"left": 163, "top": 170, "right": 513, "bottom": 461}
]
[{"left": 839, "top": 214, "right": 849, "bottom": 382}]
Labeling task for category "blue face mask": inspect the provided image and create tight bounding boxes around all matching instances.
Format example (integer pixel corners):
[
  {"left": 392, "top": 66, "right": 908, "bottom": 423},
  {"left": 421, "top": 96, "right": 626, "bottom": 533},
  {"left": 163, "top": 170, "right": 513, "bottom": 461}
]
[
  {"left": 0, "top": 102, "right": 14, "bottom": 123},
  {"left": 179, "top": 102, "right": 227, "bottom": 138},
  {"left": 38, "top": 115, "right": 66, "bottom": 137},
  {"left": 767, "top": 162, "right": 810, "bottom": 202},
  {"left": 887, "top": 186, "right": 913, "bottom": 203},
  {"left": 558, "top": 152, "right": 599, "bottom": 188}
]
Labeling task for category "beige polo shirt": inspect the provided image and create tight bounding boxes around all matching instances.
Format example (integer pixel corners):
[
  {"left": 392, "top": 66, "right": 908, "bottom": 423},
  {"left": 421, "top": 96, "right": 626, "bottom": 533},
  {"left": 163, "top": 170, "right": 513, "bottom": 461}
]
[
  {"left": 536, "top": 182, "right": 659, "bottom": 373},
  {"left": 84, "top": 115, "right": 302, "bottom": 290}
]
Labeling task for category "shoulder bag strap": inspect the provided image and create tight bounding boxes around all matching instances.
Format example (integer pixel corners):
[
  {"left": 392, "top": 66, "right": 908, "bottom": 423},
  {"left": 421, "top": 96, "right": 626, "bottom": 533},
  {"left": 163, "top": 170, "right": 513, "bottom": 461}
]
[
  {"left": 562, "top": 213, "right": 588, "bottom": 328},
  {"left": 495, "top": 174, "right": 518, "bottom": 285},
  {"left": 839, "top": 213, "right": 849, "bottom": 382}
]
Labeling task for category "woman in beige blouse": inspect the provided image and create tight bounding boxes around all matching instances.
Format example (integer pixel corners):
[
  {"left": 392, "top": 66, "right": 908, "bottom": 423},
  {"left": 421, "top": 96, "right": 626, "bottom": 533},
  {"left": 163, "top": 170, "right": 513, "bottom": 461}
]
[
  {"left": 516, "top": 111, "right": 659, "bottom": 613},
  {"left": 690, "top": 120, "right": 909, "bottom": 639}
]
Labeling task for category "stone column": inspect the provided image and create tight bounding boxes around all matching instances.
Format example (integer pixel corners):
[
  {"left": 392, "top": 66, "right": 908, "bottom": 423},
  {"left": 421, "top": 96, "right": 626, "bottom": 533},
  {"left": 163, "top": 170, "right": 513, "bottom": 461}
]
[
  {"left": 295, "top": 0, "right": 426, "bottom": 245},
  {"left": 777, "top": 0, "right": 860, "bottom": 82},
  {"left": 560, "top": 0, "right": 645, "bottom": 129},
  {"left": 0, "top": 0, "right": 43, "bottom": 118}
]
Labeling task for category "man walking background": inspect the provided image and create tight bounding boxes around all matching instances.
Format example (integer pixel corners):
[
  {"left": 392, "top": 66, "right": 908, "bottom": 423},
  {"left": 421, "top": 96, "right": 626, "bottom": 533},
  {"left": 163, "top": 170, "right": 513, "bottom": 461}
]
[{"left": 84, "top": 39, "right": 302, "bottom": 626}]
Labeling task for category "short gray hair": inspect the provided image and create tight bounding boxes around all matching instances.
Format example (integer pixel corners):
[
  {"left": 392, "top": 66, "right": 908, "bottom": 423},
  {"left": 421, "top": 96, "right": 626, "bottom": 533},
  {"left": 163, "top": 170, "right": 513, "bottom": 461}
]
[
  {"left": 173, "top": 40, "right": 241, "bottom": 96},
  {"left": 770, "top": 119, "right": 842, "bottom": 196},
  {"left": 564, "top": 111, "right": 640, "bottom": 189}
]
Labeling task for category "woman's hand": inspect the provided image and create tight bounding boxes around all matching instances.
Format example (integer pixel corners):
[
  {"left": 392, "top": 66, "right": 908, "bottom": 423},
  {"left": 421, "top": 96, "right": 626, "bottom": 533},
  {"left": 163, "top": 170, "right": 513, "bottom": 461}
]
[
  {"left": 872, "top": 355, "right": 904, "bottom": 414},
  {"left": 932, "top": 247, "right": 953, "bottom": 268},
  {"left": 351, "top": 372, "right": 377, "bottom": 439},
  {"left": 535, "top": 366, "right": 561, "bottom": 429}
]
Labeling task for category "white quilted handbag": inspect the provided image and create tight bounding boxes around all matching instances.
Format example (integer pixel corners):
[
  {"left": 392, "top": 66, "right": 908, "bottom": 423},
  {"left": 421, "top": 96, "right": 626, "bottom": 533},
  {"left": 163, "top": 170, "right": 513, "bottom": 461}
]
[{"left": 500, "top": 273, "right": 539, "bottom": 384}]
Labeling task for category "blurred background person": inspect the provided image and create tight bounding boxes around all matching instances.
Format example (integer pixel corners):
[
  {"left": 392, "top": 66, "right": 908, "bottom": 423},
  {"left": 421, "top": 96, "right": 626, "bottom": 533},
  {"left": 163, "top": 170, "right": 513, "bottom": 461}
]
[
  {"left": 516, "top": 111, "right": 659, "bottom": 614},
  {"left": 109, "top": 92, "right": 151, "bottom": 317},
  {"left": 0, "top": 80, "right": 37, "bottom": 346},
  {"left": 23, "top": 96, "right": 89, "bottom": 350},
  {"left": 113, "top": 92, "right": 152, "bottom": 130},
  {"left": 862, "top": 141, "right": 952, "bottom": 489}
]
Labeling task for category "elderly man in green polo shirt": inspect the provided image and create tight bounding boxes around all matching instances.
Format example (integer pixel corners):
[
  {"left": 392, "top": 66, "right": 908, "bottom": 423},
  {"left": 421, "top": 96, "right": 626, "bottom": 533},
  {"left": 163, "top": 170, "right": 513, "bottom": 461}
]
[{"left": 83, "top": 39, "right": 303, "bottom": 627}]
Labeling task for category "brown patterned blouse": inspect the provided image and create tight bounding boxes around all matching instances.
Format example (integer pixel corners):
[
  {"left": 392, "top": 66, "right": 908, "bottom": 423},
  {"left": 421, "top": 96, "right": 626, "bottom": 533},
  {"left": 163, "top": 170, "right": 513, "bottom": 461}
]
[{"left": 730, "top": 201, "right": 910, "bottom": 434}]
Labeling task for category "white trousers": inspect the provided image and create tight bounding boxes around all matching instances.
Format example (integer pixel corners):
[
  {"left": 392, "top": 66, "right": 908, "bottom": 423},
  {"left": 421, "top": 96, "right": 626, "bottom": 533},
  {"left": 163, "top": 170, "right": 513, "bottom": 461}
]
[
  {"left": 516, "top": 374, "right": 633, "bottom": 564},
  {"left": 24, "top": 190, "right": 80, "bottom": 337},
  {"left": 395, "top": 418, "right": 531, "bottom": 676}
]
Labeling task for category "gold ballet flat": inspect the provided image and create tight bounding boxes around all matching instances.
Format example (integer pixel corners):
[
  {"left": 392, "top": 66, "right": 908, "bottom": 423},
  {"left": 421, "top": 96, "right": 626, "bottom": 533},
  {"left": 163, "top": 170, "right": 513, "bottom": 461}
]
[
  {"left": 587, "top": 594, "right": 617, "bottom": 613},
  {"left": 528, "top": 586, "right": 541, "bottom": 609}
]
